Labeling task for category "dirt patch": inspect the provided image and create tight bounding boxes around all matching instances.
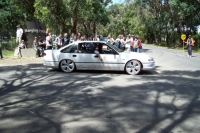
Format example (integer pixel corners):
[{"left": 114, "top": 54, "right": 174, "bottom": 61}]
[{"left": 0, "top": 56, "right": 43, "bottom": 65}]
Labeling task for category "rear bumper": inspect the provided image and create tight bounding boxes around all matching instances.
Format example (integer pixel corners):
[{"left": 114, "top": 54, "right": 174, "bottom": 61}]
[
  {"left": 43, "top": 60, "right": 59, "bottom": 68},
  {"left": 142, "top": 61, "right": 155, "bottom": 70}
]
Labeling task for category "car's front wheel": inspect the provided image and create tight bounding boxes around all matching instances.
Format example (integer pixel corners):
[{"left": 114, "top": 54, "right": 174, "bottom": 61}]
[
  {"left": 125, "top": 60, "right": 141, "bottom": 75},
  {"left": 60, "top": 59, "right": 75, "bottom": 73}
]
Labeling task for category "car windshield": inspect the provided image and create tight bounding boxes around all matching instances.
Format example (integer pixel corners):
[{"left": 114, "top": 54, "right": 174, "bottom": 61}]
[{"left": 106, "top": 42, "right": 123, "bottom": 52}]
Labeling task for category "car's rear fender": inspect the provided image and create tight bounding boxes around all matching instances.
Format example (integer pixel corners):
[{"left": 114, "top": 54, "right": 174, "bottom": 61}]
[{"left": 43, "top": 50, "right": 59, "bottom": 61}]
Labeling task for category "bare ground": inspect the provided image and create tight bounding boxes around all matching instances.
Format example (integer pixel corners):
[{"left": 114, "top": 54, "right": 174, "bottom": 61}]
[{"left": 0, "top": 56, "right": 43, "bottom": 65}]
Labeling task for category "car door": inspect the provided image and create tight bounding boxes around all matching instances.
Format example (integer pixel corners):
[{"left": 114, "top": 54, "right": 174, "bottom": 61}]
[
  {"left": 93, "top": 43, "right": 121, "bottom": 70},
  {"left": 71, "top": 42, "right": 94, "bottom": 70}
]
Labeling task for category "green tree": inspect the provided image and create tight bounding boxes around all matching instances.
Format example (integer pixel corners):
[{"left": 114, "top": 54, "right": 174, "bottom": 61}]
[
  {"left": 34, "top": 0, "right": 71, "bottom": 34},
  {"left": 34, "top": 0, "right": 111, "bottom": 35},
  {"left": 78, "top": 0, "right": 110, "bottom": 36},
  {"left": 0, "top": 0, "right": 24, "bottom": 29}
]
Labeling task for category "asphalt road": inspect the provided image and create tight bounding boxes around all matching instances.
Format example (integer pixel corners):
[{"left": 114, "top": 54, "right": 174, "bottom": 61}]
[{"left": 0, "top": 44, "right": 200, "bottom": 133}]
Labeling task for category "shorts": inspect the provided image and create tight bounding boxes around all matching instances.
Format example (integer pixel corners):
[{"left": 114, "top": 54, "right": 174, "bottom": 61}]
[
  {"left": 16, "top": 37, "right": 22, "bottom": 43},
  {"left": 19, "top": 46, "right": 25, "bottom": 49}
]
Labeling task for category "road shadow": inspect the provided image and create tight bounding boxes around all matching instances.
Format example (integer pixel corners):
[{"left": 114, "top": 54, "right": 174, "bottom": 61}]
[
  {"left": 0, "top": 64, "right": 200, "bottom": 133},
  {"left": 140, "top": 48, "right": 153, "bottom": 53},
  {"left": 44, "top": 64, "right": 158, "bottom": 75}
]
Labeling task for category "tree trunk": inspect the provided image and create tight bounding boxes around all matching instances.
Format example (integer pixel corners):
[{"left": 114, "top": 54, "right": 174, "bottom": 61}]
[
  {"left": 71, "top": 4, "right": 78, "bottom": 34},
  {"left": 93, "top": 21, "right": 96, "bottom": 35},
  {"left": 165, "top": 24, "right": 169, "bottom": 47}
]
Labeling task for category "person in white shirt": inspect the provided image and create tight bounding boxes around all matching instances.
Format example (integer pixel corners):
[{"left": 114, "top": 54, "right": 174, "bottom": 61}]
[
  {"left": 16, "top": 25, "right": 23, "bottom": 46},
  {"left": 125, "top": 34, "right": 132, "bottom": 52},
  {"left": 93, "top": 35, "right": 100, "bottom": 41},
  {"left": 46, "top": 32, "right": 53, "bottom": 49},
  {"left": 107, "top": 35, "right": 115, "bottom": 45}
]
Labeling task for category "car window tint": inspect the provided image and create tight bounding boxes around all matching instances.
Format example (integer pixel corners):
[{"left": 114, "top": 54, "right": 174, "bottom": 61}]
[
  {"left": 76, "top": 43, "right": 86, "bottom": 53},
  {"left": 79, "top": 43, "right": 94, "bottom": 54},
  {"left": 70, "top": 44, "right": 78, "bottom": 53},
  {"left": 60, "top": 45, "right": 73, "bottom": 53},
  {"left": 106, "top": 42, "right": 122, "bottom": 52}
]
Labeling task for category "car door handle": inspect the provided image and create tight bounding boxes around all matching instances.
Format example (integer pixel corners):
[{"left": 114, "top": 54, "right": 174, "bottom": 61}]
[
  {"left": 73, "top": 55, "right": 77, "bottom": 57},
  {"left": 94, "top": 55, "right": 98, "bottom": 58}
]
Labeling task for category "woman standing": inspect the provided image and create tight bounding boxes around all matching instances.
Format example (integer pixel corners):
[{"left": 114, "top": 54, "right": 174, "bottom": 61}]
[{"left": 132, "top": 36, "right": 139, "bottom": 53}]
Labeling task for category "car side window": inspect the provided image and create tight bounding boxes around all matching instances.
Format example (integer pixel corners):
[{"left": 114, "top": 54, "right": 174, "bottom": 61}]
[
  {"left": 81, "top": 43, "right": 94, "bottom": 54},
  {"left": 75, "top": 43, "right": 87, "bottom": 53},
  {"left": 94, "top": 43, "right": 115, "bottom": 54},
  {"left": 70, "top": 44, "right": 78, "bottom": 53},
  {"left": 60, "top": 45, "right": 73, "bottom": 53}
]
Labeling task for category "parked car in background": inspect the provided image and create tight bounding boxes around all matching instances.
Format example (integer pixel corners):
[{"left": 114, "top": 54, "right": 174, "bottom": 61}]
[{"left": 99, "top": 35, "right": 108, "bottom": 42}]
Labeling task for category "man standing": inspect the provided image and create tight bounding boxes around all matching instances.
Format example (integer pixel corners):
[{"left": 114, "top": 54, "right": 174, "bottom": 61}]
[
  {"left": 55, "top": 34, "right": 63, "bottom": 49},
  {"left": 16, "top": 25, "right": 23, "bottom": 46},
  {"left": 132, "top": 36, "right": 139, "bottom": 53},
  {"left": 0, "top": 44, "right": 3, "bottom": 59},
  {"left": 63, "top": 33, "right": 69, "bottom": 46},
  {"left": 114, "top": 35, "right": 121, "bottom": 48},
  {"left": 185, "top": 35, "right": 195, "bottom": 57},
  {"left": 46, "top": 32, "right": 53, "bottom": 49}
]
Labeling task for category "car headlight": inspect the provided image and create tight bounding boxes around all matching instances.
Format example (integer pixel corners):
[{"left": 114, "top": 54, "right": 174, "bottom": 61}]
[{"left": 148, "top": 58, "right": 154, "bottom": 61}]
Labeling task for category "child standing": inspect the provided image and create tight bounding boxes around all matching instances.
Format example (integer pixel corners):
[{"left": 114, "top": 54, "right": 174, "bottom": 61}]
[{"left": 18, "top": 40, "right": 26, "bottom": 57}]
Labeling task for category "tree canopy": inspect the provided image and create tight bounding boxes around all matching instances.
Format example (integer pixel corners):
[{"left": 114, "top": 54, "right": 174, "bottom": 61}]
[{"left": 0, "top": 0, "right": 200, "bottom": 47}]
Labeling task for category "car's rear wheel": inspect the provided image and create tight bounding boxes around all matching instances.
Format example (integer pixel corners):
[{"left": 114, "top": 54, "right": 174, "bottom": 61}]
[
  {"left": 60, "top": 59, "right": 75, "bottom": 73},
  {"left": 125, "top": 60, "right": 141, "bottom": 75}
]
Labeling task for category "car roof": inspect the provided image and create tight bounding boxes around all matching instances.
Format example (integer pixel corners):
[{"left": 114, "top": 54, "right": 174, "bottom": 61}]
[{"left": 76, "top": 41, "right": 106, "bottom": 43}]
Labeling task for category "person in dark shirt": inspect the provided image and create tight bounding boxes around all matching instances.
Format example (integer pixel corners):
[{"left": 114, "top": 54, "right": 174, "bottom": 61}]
[
  {"left": 0, "top": 46, "right": 3, "bottom": 59},
  {"left": 63, "top": 33, "right": 69, "bottom": 46},
  {"left": 185, "top": 35, "right": 195, "bottom": 57}
]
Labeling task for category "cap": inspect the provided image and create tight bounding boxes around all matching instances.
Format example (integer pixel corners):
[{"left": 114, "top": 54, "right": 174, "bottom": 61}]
[
  {"left": 189, "top": 35, "right": 192, "bottom": 37},
  {"left": 16, "top": 25, "right": 20, "bottom": 27},
  {"left": 34, "top": 37, "right": 38, "bottom": 39},
  {"left": 38, "top": 36, "right": 41, "bottom": 38}
]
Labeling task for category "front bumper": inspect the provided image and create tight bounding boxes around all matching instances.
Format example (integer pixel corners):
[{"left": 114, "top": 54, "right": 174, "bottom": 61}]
[{"left": 142, "top": 61, "right": 155, "bottom": 70}]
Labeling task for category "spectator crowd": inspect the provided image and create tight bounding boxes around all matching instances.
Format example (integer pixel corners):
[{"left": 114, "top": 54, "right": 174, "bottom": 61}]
[
  {"left": 15, "top": 26, "right": 143, "bottom": 58},
  {"left": 42, "top": 28, "right": 143, "bottom": 53}
]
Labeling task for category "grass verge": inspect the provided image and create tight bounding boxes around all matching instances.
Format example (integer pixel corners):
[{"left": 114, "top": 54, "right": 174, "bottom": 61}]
[{"left": 2, "top": 50, "right": 14, "bottom": 57}]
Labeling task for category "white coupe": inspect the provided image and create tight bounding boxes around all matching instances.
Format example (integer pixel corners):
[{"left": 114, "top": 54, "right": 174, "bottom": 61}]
[{"left": 43, "top": 41, "right": 155, "bottom": 75}]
